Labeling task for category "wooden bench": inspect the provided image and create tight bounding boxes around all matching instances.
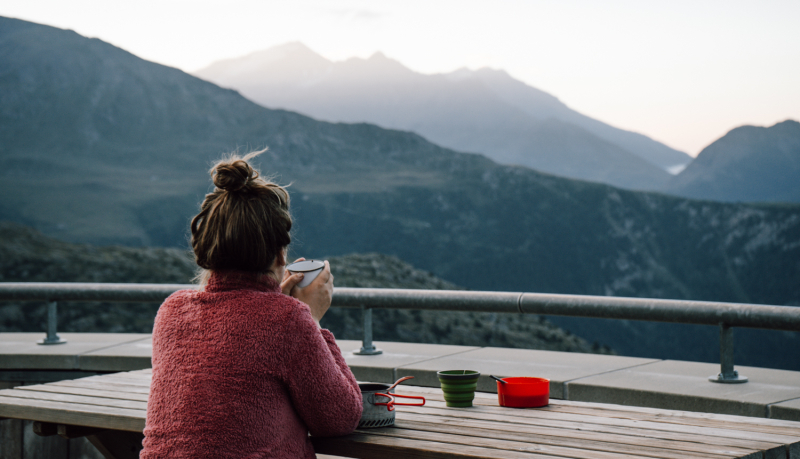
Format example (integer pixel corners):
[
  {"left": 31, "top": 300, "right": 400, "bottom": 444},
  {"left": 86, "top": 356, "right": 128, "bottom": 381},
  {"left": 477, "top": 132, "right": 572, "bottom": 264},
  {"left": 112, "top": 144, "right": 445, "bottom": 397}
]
[{"left": 1, "top": 369, "right": 800, "bottom": 458}]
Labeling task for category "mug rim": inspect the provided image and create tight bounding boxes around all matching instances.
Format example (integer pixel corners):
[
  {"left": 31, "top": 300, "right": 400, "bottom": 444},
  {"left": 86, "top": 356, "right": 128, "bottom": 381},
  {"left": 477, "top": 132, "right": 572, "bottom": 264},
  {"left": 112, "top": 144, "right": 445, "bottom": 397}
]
[
  {"left": 286, "top": 259, "right": 325, "bottom": 272},
  {"left": 437, "top": 370, "right": 481, "bottom": 380}
]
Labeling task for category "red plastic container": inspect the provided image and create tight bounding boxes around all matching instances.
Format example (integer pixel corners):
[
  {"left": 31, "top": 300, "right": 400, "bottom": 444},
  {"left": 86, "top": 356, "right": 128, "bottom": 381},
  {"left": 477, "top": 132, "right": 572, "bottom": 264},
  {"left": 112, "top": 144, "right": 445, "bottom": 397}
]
[{"left": 496, "top": 377, "right": 549, "bottom": 408}]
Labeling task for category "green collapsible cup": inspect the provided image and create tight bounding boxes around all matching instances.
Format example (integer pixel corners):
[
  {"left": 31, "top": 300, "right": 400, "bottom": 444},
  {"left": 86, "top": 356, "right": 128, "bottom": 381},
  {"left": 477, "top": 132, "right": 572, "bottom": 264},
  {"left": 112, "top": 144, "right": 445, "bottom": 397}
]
[{"left": 437, "top": 370, "right": 481, "bottom": 407}]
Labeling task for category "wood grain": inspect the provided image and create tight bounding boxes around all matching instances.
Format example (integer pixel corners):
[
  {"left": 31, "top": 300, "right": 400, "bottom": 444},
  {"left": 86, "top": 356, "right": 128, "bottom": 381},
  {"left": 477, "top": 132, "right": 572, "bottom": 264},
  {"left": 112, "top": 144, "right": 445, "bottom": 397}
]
[
  {"left": 0, "top": 395, "right": 145, "bottom": 432},
  {"left": 47, "top": 379, "right": 151, "bottom": 395},
  {"left": 0, "top": 389, "right": 147, "bottom": 410},
  {"left": 393, "top": 408, "right": 783, "bottom": 451},
  {"left": 396, "top": 402, "right": 799, "bottom": 444},
  {"left": 15, "top": 384, "right": 149, "bottom": 402},
  {"left": 393, "top": 418, "right": 752, "bottom": 459},
  {"left": 362, "top": 426, "right": 703, "bottom": 459},
  {"left": 313, "top": 433, "right": 567, "bottom": 459}
]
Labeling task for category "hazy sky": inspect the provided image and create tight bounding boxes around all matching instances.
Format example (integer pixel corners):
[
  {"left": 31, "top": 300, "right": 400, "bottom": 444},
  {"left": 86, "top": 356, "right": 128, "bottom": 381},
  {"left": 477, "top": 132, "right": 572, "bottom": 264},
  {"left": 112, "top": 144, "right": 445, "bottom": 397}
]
[{"left": 3, "top": 0, "right": 799, "bottom": 156}]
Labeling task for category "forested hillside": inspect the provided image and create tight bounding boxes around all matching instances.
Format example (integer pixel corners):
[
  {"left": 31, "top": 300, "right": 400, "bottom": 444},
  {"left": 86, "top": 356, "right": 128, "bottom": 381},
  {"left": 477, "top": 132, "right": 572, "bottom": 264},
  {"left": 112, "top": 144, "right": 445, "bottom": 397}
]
[{"left": 0, "top": 222, "right": 608, "bottom": 354}]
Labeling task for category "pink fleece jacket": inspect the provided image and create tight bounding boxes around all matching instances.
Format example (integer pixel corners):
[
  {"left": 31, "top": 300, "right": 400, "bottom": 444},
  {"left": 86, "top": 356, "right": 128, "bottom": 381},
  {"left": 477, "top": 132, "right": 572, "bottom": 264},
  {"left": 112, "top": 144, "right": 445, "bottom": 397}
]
[{"left": 140, "top": 271, "right": 363, "bottom": 458}]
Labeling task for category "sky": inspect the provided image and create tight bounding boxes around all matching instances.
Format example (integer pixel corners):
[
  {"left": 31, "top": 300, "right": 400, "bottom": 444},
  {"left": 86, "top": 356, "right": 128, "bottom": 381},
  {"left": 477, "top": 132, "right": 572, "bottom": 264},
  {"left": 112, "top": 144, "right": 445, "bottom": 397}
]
[{"left": 3, "top": 0, "right": 799, "bottom": 156}]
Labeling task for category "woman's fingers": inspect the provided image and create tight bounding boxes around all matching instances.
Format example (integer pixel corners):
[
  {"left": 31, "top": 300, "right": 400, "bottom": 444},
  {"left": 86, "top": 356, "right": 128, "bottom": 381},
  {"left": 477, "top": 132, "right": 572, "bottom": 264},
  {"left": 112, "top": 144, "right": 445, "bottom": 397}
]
[
  {"left": 280, "top": 272, "right": 305, "bottom": 296},
  {"left": 320, "top": 261, "right": 332, "bottom": 284},
  {"left": 289, "top": 261, "right": 334, "bottom": 323}
]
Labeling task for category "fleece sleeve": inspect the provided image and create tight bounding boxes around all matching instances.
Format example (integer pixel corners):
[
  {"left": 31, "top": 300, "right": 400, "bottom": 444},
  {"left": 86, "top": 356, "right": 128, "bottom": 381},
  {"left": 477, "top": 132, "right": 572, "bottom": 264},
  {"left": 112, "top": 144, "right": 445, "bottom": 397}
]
[{"left": 279, "top": 302, "right": 363, "bottom": 437}]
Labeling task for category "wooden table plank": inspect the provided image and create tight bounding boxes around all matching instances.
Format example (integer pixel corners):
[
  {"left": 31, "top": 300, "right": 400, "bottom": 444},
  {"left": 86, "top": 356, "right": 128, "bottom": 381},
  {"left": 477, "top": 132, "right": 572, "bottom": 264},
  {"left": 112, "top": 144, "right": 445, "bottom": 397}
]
[
  {"left": 394, "top": 417, "right": 755, "bottom": 459},
  {"left": 0, "top": 395, "right": 145, "bottom": 432},
  {"left": 80, "top": 375, "right": 152, "bottom": 387},
  {"left": 402, "top": 386, "right": 800, "bottom": 430},
  {"left": 404, "top": 401, "right": 800, "bottom": 445},
  {"left": 465, "top": 397, "right": 800, "bottom": 437},
  {"left": 396, "top": 412, "right": 779, "bottom": 458},
  {"left": 394, "top": 407, "right": 784, "bottom": 452},
  {"left": 313, "top": 433, "right": 566, "bottom": 459},
  {"left": 0, "top": 389, "right": 147, "bottom": 410},
  {"left": 15, "top": 384, "right": 149, "bottom": 402},
  {"left": 47, "top": 379, "right": 151, "bottom": 395},
  {"left": 360, "top": 426, "right": 742, "bottom": 459}
]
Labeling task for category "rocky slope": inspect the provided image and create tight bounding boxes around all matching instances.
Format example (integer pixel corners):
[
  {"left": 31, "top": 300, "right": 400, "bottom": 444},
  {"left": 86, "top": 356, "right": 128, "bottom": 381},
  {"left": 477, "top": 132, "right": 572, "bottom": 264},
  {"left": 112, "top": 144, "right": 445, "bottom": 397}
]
[{"left": 0, "top": 222, "right": 608, "bottom": 354}]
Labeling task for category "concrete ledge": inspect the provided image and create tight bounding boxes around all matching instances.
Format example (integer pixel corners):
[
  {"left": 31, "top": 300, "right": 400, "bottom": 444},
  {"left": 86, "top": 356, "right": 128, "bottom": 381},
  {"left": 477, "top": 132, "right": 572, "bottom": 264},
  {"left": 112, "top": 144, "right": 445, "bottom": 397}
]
[
  {"left": 771, "top": 398, "right": 800, "bottom": 421},
  {"left": 2, "top": 333, "right": 799, "bottom": 421},
  {"left": 79, "top": 336, "right": 152, "bottom": 372},
  {"left": 387, "top": 346, "right": 658, "bottom": 399},
  {"left": 565, "top": 360, "right": 800, "bottom": 419},
  {"left": 0, "top": 333, "right": 151, "bottom": 371},
  {"left": 336, "top": 339, "right": 480, "bottom": 383}
]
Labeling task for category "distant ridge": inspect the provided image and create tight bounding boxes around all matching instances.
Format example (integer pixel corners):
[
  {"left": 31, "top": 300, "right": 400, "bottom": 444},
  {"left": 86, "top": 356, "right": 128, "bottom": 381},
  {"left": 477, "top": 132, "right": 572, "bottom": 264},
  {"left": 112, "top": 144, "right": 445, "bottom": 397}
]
[
  {"left": 194, "top": 42, "right": 691, "bottom": 191},
  {"left": 666, "top": 120, "right": 800, "bottom": 203}
]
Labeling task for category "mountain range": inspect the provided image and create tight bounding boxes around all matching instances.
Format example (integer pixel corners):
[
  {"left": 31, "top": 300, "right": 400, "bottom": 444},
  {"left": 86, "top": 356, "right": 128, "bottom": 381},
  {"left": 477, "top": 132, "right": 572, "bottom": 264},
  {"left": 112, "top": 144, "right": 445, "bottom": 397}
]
[
  {"left": 1, "top": 17, "right": 799, "bottom": 369},
  {"left": 195, "top": 43, "right": 800, "bottom": 204},
  {"left": 194, "top": 42, "right": 691, "bottom": 191}
]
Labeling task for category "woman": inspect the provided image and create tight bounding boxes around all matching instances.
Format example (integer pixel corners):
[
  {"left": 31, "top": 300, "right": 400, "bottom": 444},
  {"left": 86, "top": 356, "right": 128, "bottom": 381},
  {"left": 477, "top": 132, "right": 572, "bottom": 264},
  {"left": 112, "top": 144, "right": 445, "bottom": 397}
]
[{"left": 140, "top": 151, "right": 363, "bottom": 458}]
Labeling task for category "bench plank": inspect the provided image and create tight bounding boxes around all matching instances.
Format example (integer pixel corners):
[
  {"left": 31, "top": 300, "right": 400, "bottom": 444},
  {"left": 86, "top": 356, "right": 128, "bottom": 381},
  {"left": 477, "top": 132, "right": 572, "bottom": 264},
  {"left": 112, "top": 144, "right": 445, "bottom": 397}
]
[
  {"left": 396, "top": 412, "right": 779, "bottom": 457},
  {"left": 465, "top": 398, "right": 800, "bottom": 436},
  {"left": 313, "top": 433, "right": 566, "bottom": 459},
  {"left": 401, "top": 402, "right": 800, "bottom": 444},
  {"left": 47, "top": 380, "right": 151, "bottom": 395},
  {"left": 395, "top": 408, "right": 783, "bottom": 451},
  {"left": 0, "top": 395, "right": 145, "bottom": 432},
  {"left": 394, "top": 418, "right": 753, "bottom": 459},
  {"left": 401, "top": 386, "right": 800, "bottom": 429},
  {"left": 15, "top": 384, "right": 149, "bottom": 402},
  {"left": 425, "top": 397, "right": 800, "bottom": 439},
  {"left": 79, "top": 374, "right": 152, "bottom": 387},
  {"left": 0, "top": 389, "right": 147, "bottom": 410},
  {"left": 362, "top": 427, "right": 731, "bottom": 459}
]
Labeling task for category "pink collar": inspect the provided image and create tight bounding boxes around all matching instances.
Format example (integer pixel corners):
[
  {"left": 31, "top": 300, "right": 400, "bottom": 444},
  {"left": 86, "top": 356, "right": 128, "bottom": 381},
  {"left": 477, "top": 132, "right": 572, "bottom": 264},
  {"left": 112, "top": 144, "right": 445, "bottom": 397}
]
[{"left": 204, "top": 270, "right": 281, "bottom": 293}]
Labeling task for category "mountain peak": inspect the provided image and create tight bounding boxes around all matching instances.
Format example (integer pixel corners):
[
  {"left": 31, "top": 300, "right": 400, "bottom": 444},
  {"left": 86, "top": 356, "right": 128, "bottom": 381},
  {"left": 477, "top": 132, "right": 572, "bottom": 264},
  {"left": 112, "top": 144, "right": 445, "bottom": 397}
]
[
  {"left": 194, "top": 41, "right": 330, "bottom": 83},
  {"left": 338, "top": 51, "right": 413, "bottom": 76},
  {"left": 368, "top": 51, "right": 389, "bottom": 61},
  {"left": 444, "top": 67, "right": 475, "bottom": 81},
  {"left": 667, "top": 119, "right": 800, "bottom": 202},
  {"left": 772, "top": 119, "right": 800, "bottom": 131}
]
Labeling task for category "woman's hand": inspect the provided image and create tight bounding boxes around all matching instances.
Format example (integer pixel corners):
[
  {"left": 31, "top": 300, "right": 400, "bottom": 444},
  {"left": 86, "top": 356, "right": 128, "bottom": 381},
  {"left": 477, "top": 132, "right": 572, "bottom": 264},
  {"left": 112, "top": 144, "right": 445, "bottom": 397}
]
[
  {"left": 281, "top": 257, "right": 306, "bottom": 295},
  {"left": 288, "top": 260, "right": 333, "bottom": 326}
]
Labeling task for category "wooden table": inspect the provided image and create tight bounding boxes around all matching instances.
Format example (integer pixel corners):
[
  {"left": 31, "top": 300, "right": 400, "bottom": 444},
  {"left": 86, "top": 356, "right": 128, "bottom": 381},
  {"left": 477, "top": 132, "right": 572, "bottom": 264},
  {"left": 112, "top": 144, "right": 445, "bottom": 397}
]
[{"left": 1, "top": 369, "right": 800, "bottom": 459}]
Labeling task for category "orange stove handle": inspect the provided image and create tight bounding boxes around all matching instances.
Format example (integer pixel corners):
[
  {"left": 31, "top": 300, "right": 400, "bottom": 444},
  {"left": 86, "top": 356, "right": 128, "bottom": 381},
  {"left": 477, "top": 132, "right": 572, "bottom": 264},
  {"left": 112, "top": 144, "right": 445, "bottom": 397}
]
[
  {"left": 373, "top": 392, "right": 396, "bottom": 411},
  {"left": 389, "top": 393, "right": 426, "bottom": 406}
]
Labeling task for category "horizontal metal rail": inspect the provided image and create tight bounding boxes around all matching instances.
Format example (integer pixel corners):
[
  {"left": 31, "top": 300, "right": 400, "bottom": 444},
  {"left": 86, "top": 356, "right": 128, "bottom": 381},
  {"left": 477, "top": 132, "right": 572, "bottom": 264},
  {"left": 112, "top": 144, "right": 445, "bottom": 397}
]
[
  {"left": 333, "top": 288, "right": 800, "bottom": 332},
  {"left": 1, "top": 283, "right": 798, "bottom": 331},
  {"left": 2, "top": 282, "right": 799, "bottom": 383}
]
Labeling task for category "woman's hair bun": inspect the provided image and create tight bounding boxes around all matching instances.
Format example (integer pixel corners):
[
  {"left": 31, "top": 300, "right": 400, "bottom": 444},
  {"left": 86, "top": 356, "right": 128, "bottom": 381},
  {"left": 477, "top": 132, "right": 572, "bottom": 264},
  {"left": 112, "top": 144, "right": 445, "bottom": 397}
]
[{"left": 212, "top": 157, "right": 258, "bottom": 192}]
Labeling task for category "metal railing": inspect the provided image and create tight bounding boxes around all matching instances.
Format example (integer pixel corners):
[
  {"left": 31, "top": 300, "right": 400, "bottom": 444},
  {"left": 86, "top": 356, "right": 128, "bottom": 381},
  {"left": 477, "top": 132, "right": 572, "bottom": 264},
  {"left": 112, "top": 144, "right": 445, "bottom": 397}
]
[{"left": 2, "top": 282, "right": 799, "bottom": 384}]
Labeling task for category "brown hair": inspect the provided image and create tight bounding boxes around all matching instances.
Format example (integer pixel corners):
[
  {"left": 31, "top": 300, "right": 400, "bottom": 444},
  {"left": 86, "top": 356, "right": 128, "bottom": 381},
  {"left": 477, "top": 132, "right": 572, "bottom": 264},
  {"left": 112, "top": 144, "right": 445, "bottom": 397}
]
[{"left": 190, "top": 149, "right": 291, "bottom": 280}]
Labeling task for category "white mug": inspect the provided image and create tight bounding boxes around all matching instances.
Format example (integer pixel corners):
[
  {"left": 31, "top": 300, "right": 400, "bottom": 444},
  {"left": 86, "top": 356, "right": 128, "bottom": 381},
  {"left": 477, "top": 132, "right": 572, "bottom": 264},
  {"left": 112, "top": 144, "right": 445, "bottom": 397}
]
[{"left": 287, "top": 260, "right": 325, "bottom": 288}]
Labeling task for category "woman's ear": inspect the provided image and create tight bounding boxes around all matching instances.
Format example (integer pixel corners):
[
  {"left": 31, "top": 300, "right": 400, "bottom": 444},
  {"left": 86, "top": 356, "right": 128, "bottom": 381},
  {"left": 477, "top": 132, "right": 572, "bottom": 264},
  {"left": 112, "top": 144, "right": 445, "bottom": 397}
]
[{"left": 278, "top": 247, "right": 287, "bottom": 266}]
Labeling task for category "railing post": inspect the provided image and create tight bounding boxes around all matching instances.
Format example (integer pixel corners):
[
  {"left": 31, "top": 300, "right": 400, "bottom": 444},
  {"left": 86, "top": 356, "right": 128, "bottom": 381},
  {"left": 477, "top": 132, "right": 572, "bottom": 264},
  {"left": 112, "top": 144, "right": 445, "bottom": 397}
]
[
  {"left": 38, "top": 301, "right": 67, "bottom": 345},
  {"left": 709, "top": 323, "right": 746, "bottom": 383},
  {"left": 353, "top": 305, "right": 382, "bottom": 355}
]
